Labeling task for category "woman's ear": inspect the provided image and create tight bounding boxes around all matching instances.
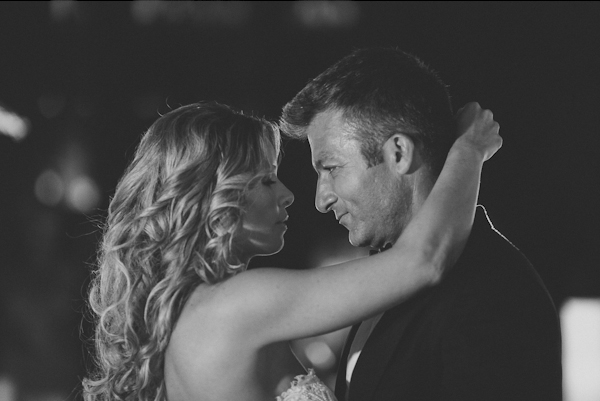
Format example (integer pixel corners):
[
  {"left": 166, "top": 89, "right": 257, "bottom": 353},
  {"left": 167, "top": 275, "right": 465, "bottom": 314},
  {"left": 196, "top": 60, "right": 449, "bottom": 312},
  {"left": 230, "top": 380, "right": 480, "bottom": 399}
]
[{"left": 382, "top": 134, "right": 415, "bottom": 175}]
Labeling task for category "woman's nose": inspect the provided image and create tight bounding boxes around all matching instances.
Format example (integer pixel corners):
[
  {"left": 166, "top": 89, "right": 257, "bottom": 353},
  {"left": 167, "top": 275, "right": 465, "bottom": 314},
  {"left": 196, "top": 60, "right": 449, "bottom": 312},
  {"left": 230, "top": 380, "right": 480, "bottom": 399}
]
[{"left": 279, "top": 182, "right": 294, "bottom": 208}]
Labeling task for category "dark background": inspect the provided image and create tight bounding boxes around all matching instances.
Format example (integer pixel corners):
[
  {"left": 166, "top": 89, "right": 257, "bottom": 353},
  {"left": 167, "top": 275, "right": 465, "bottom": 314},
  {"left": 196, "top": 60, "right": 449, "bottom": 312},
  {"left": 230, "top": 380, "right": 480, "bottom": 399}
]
[{"left": 0, "top": 1, "right": 598, "bottom": 400}]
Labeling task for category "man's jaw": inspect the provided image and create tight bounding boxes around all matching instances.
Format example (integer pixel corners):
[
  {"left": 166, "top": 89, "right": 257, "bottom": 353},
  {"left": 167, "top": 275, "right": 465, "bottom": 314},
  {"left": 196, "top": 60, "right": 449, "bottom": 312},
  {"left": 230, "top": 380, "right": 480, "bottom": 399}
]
[
  {"left": 355, "top": 224, "right": 397, "bottom": 251},
  {"left": 340, "top": 214, "right": 392, "bottom": 249}
]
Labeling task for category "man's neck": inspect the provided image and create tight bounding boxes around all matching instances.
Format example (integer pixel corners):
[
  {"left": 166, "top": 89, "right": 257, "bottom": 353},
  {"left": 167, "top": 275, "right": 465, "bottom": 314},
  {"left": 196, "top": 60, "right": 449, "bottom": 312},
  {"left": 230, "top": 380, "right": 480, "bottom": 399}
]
[{"left": 370, "top": 242, "right": 393, "bottom": 255}]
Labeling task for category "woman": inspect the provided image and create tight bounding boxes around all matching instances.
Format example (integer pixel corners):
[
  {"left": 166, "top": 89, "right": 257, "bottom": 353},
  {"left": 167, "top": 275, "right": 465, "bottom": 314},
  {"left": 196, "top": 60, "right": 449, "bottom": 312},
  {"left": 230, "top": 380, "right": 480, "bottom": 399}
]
[{"left": 83, "top": 101, "right": 500, "bottom": 401}]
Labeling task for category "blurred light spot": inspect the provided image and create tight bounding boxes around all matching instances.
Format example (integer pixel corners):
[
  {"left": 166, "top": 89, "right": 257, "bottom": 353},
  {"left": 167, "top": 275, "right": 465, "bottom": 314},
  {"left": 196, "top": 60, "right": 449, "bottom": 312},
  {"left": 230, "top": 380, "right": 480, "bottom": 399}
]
[
  {"left": 562, "top": 298, "right": 600, "bottom": 401},
  {"left": 0, "top": 106, "right": 30, "bottom": 142},
  {"left": 304, "top": 340, "right": 336, "bottom": 370},
  {"left": 131, "top": 0, "right": 251, "bottom": 26},
  {"left": 130, "top": 0, "right": 162, "bottom": 25},
  {"left": 38, "top": 93, "right": 66, "bottom": 119},
  {"left": 35, "top": 169, "right": 65, "bottom": 207},
  {"left": 49, "top": 0, "right": 80, "bottom": 23},
  {"left": 293, "top": 1, "right": 360, "bottom": 28},
  {"left": 65, "top": 175, "right": 101, "bottom": 213},
  {"left": 0, "top": 376, "right": 16, "bottom": 401}
]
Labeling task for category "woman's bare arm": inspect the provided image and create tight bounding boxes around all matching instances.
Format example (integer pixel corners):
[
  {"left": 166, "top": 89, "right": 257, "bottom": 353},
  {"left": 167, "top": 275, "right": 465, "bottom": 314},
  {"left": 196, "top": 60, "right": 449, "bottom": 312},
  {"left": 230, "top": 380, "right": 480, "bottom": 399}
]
[{"left": 213, "top": 103, "right": 501, "bottom": 344}]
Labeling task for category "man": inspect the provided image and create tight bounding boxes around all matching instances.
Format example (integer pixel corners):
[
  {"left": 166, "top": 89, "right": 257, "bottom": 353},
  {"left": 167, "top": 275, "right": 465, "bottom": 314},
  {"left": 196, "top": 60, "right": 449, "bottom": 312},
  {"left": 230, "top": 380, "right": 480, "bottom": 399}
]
[{"left": 280, "top": 47, "right": 562, "bottom": 401}]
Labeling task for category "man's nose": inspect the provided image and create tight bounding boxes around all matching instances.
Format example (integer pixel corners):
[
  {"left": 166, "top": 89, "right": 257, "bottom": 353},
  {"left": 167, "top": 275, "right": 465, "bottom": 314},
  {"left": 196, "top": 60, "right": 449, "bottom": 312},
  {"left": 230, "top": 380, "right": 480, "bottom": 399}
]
[{"left": 315, "top": 178, "right": 336, "bottom": 213}]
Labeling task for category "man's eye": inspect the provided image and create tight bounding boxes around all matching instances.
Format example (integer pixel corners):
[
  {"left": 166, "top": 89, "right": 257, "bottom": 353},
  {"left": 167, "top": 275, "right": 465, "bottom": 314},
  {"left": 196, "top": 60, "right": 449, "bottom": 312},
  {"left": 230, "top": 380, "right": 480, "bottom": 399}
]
[{"left": 324, "top": 166, "right": 337, "bottom": 173}]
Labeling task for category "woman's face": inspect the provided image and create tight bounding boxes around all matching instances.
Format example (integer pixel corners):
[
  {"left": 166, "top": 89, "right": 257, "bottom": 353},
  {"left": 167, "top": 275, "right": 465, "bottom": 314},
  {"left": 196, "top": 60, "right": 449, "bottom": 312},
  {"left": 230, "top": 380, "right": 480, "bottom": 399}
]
[{"left": 235, "top": 146, "right": 294, "bottom": 262}]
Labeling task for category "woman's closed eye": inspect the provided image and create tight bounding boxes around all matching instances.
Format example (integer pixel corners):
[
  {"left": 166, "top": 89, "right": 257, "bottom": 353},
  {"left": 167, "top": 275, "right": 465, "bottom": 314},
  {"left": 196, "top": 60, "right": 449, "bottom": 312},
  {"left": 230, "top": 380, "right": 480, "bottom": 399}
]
[{"left": 262, "top": 175, "right": 277, "bottom": 186}]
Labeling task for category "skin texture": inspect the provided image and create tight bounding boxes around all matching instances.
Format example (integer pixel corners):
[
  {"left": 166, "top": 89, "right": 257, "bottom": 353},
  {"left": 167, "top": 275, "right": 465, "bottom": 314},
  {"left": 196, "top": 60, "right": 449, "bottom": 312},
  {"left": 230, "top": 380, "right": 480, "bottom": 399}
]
[{"left": 307, "top": 108, "right": 422, "bottom": 250}]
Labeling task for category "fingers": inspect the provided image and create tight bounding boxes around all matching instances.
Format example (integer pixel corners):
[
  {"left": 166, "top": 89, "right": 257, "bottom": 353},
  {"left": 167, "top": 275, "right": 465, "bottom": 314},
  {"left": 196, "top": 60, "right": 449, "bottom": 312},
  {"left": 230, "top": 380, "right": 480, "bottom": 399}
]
[
  {"left": 456, "top": 102, "right": 481, "bottom": 117},
  {"left": 483, "top": 120, "right": 503, "bottom": 161},
  {"left": 458, "top": 102, "right": 495, "bottom": 129},
  {"left": 454, "top": 101, "right": 503, "bottom": 161}
]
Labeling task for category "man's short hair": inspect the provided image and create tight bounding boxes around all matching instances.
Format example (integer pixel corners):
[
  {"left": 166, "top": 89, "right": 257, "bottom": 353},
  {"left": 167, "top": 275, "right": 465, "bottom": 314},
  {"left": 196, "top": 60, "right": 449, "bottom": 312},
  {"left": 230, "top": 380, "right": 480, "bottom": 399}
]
[{"left": 280, "top": 47, "right": 456, "bottom": 176}]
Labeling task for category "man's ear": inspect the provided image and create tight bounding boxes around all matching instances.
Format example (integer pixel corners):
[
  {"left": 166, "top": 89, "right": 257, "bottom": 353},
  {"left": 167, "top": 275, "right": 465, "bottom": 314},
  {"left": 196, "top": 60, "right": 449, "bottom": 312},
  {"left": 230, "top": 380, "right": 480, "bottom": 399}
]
[{"left": 382, "top": 134, "right": 416, "bottom": 175}]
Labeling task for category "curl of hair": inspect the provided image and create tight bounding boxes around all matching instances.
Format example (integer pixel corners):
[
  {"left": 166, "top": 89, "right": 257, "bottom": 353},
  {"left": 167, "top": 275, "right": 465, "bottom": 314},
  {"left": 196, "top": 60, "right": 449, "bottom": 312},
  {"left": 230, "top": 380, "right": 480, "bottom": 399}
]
[{"left": 83, "top": 102, "right": 280, "bottom": 401}]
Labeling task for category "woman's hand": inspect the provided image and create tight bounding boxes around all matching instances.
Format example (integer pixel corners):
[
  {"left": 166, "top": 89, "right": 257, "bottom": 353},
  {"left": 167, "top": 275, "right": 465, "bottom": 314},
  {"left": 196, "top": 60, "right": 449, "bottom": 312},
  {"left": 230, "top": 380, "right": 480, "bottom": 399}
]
[{"left": 454, "top": 102, "right": 502, "bottom": 162}]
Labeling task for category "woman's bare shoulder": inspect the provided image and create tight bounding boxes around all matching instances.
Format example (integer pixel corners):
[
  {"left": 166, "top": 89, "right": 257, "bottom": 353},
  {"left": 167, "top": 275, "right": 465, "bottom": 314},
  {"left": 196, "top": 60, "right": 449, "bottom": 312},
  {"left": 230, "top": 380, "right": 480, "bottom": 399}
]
[
  {"left": 167, "top": 279, "right": 256, "bottom": 366},
  {"left": 175, "top": 269, "right": 290, "bottom": 336}
]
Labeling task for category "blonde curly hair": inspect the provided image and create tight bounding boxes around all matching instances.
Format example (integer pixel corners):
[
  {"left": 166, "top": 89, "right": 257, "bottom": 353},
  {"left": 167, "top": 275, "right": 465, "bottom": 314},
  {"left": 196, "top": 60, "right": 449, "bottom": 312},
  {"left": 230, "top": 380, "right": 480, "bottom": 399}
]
[{"left": 83, "top": 101, "right": 281, "bottom": 401}]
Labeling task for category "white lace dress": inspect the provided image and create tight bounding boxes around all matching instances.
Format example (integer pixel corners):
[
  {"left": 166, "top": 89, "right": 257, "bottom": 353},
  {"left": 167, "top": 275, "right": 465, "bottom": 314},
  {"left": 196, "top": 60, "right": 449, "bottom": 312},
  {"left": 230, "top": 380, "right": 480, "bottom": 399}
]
[{"left": 276, "top": 369, "right": 338, "bottom": 401}]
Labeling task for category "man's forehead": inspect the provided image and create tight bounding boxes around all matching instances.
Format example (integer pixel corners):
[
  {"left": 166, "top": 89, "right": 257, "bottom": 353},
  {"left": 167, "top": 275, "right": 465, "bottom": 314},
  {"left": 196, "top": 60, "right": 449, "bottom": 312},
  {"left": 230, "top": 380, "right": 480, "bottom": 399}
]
[
  {"left": 307, "top": 108, "right": 348, "bottom": 135},
  {"left": 309, "top": 132, "right": 363, "bottom": 170},
  {"left": 308, "top": 110, "right": 355, "bottom": 147}
]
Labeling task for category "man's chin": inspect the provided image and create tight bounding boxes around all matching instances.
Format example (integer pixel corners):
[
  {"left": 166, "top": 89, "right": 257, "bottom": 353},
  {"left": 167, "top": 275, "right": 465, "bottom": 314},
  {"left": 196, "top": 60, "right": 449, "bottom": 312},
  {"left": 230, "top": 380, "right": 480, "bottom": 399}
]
[
  {"left": 348, "top": 231, "right": 370, "bottom": 248},
  {"left": 349, "top": 230, "right": 390, "bottom": 249}
]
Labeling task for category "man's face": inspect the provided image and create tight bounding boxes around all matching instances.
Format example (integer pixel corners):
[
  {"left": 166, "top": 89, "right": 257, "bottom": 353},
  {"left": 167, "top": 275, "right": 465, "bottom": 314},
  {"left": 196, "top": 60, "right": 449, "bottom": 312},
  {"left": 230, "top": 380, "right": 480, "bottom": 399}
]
[{"left": 306, "top": 109, "right": 412, "bottom": 249}]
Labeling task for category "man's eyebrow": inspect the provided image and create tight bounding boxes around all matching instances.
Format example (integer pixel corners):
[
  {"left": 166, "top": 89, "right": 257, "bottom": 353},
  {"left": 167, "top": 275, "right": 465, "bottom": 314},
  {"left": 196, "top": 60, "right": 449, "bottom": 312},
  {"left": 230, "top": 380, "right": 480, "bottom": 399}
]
[{"left": 312, "top": 151, "right": 336, "bottom": 172}]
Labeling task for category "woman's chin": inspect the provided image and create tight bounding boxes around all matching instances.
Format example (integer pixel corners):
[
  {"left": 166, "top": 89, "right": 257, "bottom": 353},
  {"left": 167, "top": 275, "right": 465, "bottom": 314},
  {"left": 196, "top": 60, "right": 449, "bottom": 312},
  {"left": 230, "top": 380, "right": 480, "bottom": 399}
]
[{"left": 258, "top": 240, "right": 285, "bottom": 257}]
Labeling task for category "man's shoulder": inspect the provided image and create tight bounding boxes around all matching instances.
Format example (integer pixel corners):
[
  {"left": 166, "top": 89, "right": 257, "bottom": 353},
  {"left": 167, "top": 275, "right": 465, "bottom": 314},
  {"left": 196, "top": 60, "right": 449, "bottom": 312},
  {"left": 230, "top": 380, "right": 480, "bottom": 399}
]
[
  {"left": 456, "top": 205, "right": 540, "bottom": 281},
  {"left": 382, "top": 206, "right": 556, "bottom": 323},
  {"left": 414, "top": 207, "right": 557, "bottom": 320}
]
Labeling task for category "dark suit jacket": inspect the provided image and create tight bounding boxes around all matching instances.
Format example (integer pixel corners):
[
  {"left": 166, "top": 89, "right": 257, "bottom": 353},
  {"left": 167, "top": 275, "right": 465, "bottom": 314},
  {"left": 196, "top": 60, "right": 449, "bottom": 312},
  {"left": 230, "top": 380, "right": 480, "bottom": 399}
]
[{"left": 335, "top": 206, "right": 562, "bottom": 401}]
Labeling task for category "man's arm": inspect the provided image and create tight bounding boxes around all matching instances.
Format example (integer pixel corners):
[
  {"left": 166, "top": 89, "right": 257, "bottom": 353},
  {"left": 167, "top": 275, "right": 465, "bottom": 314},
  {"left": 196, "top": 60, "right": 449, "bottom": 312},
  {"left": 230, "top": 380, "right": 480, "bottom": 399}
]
[{"left": 204, "top": 104, "right": 501, "bottom": 347}]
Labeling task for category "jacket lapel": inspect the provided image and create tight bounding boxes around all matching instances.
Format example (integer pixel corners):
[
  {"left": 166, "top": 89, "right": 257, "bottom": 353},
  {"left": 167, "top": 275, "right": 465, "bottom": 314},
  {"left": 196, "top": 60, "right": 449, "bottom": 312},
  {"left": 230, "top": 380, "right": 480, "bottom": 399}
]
[
  {"left": 335, "top": 323, "right": 361, "bottom": 400},
  {"left": 348, "top": 287, "right": 435, "bottom": 401},
  {"left": 346, "top": 206, "right": 490, "bottom": 400}
]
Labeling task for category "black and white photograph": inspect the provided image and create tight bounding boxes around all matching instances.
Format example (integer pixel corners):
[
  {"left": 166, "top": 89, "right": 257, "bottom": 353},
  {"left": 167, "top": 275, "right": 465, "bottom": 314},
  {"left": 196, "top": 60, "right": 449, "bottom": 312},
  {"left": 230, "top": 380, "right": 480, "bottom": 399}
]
[{"left": 0, "top": 2, "right": 598, "bottom": 401}]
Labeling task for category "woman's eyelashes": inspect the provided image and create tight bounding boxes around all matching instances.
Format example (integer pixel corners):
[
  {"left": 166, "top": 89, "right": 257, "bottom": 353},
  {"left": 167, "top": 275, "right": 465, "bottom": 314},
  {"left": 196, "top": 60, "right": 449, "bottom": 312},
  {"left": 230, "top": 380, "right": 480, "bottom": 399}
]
[{"left": 262, "top": 174, "right": 277, "bottom": 186}]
